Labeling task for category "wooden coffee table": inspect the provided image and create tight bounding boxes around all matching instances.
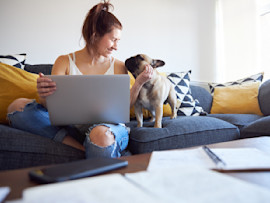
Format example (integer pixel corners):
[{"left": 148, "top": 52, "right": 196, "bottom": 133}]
[{"left": 1, "top": 136, "right": 270, "bottom": 201}]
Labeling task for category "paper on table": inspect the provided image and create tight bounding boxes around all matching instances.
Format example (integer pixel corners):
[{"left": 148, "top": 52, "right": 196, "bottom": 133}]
[
  {"left": 17, "top": 174, "right": 162, "bottom": 203},
  {"left": 147, "top": 147, "right": 270, "bottom": 171},
  {"left": 125, "top": 167, "right": 270, "bottom": 203},
  {"left": 211, "top": 147, "right": 270, "bottom": 170},
  {"left": 0, "top": 187, "right": 10, "bottom": 203},
  {"left": 147, "top": 148, "right": 214, "bottom": 171}
]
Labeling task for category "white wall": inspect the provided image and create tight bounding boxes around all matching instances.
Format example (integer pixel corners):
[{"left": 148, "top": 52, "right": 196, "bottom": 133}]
[
  {"left": 0, "top": 0, "right": 216, "bottom": 82},
  {"left": 216, "top": 0, "right": 262, "bottom": 82},
  {"left": 259, "top": 0, "right": 270, "bottom": 80}
]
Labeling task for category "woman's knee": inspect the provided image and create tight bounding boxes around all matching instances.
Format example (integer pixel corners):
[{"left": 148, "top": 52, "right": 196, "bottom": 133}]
[
  {"left": 88, "top": 125, "right": 115, "bottom": 147},
  {"left": 7, "top": 98, "right": 33, "bottom": 114}
]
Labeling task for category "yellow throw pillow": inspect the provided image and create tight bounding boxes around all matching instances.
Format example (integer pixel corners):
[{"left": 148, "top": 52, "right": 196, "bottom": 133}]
[
  {"left": 0, "top": 63, "right": 40, "bottom": 124},
  {"left": 210, "top": 81, "right": 263, "bottom": 115},
  {"left": 128, "top": 71, "right": 135, "bottom": 88}
]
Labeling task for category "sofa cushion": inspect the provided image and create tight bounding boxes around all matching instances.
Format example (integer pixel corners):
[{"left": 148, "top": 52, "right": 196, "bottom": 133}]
[
  {"left": 258, "top": 79, "right": 270, "bottom": 116},
  {"left": 0, "top": 63, "right": 40, "bottom": 124},
  {"left": 0, "top": 124, "right": 85, "bottom": 170},
  {"left": 241, "top": 116, "right": 270, "bottom": 138},
  {"left": 210, "top": 82, "right": 263, "bottom": 115},
  {"left": 208, "top": 114, "right": 262, "bottom": 131},
  {"left": 0, "top": 53, "right": 26, "bottom": 69},
  {"left": 126, "top": 116, "right": 240, "bottom": 154}
]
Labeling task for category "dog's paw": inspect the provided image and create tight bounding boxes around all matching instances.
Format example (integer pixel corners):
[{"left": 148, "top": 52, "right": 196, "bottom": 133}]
[
  {"left": 170, "top": 112, "right": 177, "bottom": 119},
  {"left": 154, "top": 123, "right": 162, "bottom": 128}
]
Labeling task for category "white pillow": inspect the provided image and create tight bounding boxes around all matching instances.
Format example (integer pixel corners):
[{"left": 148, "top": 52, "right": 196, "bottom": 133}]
[
  {"left": 0, "top": 53, "right": 27, "bottom": 69},
  {"left": 167, "top": 70, "right": 206, "bottom": 116}
]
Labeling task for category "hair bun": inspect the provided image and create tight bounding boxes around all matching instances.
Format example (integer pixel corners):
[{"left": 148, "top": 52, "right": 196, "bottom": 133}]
[
  {"left": 82, "top": 0, "right": 121, "bottom": 51},
  {"left": 101, "top": 1, "right": 113, "bottom": 12}
]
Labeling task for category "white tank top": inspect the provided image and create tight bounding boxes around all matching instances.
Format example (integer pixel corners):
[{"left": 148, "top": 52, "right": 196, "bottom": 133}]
[{"left": 67, "top": 52, "right": 115, "bottom": 75}]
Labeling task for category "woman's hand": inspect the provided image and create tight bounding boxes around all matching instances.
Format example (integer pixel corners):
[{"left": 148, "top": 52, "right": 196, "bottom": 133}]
[
  {"left": 37, "top": 73, "right": 56, "bottom": 98},
  {"left": 135, "top": 64, "right": 154, "bottom": 86},
  {"left": 130, "top": 64, "right": 154, "bottom": 107}
]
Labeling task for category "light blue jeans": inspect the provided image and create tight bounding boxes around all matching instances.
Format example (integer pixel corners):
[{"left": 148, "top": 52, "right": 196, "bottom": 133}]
[{"left": 7, "top": 100, "right": 129, "bottom": 158}]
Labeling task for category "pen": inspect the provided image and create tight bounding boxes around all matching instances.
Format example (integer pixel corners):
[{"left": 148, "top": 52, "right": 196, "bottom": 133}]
[{"left": 202, "top": 146, "right": 226, "bottom": 169}]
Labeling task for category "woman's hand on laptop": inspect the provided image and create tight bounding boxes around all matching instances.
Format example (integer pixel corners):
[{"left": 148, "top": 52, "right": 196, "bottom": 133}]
[{"left": 37, "top": 73, "right": 57, "bottom": 98}]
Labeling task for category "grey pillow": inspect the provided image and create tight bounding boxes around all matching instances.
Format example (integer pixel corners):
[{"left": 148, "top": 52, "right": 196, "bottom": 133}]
[{"left": 258, "top": 79, "right": 270, "bottom": 116}]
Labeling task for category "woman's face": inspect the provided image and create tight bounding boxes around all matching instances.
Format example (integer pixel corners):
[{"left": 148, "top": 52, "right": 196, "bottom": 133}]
[{"left": 96, "top": 27, "right": 122, "bottom": 57}]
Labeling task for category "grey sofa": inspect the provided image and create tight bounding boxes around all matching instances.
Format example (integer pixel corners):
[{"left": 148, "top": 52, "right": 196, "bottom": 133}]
[{"left": 1, "top": 64, "right": 269, "bottom": 170}]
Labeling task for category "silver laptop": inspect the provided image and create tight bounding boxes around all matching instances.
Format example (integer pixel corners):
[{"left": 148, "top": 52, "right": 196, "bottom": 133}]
[{"left": 46, "top": 75, "right": 130, "bottom": 125}]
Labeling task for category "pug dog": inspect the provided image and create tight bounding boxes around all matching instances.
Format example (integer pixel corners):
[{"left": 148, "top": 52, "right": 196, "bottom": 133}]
[{"left": 125, "top": 54, "right": 177, "bottom": 128}]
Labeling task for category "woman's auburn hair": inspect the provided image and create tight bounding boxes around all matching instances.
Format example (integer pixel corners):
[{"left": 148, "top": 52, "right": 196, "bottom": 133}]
[{"left": 82, "top": 0, "right": 122, "bottom": 50}]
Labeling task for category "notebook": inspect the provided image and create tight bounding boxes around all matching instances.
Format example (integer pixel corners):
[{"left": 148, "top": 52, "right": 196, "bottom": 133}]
[
  {"left": 147, "top": 147, "right": 270, "bottom": 172},
  {"left": 46, "top": 75, "right": 130, "bottom": 125},
  {"left": 29, "top": 157, "right": 128, "bottom": 184}
]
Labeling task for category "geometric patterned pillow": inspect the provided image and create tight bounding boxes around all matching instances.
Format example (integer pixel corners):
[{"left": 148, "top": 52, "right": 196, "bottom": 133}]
[
  {"left": 0, "top": 53, "right": 27, "bottom": 69},
  {"left": 208, "top": 72, "right": 264, "bottom": 95},
  {"left": 167, "top": 70, "right": 207, "bottom": 116}
]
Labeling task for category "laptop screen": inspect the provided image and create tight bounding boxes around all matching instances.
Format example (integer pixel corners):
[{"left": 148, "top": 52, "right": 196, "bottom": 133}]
[{"left": 46, "top": 75, "right": 130, "bottom": 125}]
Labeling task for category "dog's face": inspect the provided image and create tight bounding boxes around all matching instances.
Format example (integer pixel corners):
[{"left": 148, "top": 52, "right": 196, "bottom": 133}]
[{"left": 125, "top": 54, "right": 165, "bottom": 78}]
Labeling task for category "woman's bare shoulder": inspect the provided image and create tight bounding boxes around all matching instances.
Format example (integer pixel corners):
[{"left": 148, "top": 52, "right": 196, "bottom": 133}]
[
  {"left": 52, "top": 54, "right": 70, "bottom": 75},
  {"left": 55, "top": 54, "right": 70, "bottom": 64},
  {"left": 114, "top": 58, "right": 127, "bottom": 74}
]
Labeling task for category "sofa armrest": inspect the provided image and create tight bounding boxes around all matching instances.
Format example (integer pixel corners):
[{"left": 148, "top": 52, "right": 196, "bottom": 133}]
[
  {"left": 0, "top": 124, "right": 85, "bottom": 170},
  {"left": 259, "top": 79, "right": 270, "bottom": 116}
]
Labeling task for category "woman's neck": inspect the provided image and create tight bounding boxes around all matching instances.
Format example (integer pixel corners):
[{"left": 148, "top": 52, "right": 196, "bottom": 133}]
[{"left": 82, "top": 46, "right": 109, "bottom": 65}]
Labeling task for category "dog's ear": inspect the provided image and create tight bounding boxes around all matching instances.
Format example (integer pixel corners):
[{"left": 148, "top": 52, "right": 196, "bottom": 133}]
[{"left": 151, "top": 59, "right": 165, "bottom": 68}]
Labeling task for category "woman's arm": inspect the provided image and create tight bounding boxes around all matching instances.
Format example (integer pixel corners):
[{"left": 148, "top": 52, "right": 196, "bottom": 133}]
[
  {"left": 130, "top": 64, "right": 153, "bottom": 108},
  {"left": 115, "top": 60, "right": 153, "bottom": 108},
  {"left": 37, "top": 55, "right": 68, "bottom": 107}
]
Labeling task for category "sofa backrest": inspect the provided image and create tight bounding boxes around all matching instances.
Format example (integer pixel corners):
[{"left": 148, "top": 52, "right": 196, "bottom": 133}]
[{"left": 24, "top": 64, "right": 53, "bottom": 75}]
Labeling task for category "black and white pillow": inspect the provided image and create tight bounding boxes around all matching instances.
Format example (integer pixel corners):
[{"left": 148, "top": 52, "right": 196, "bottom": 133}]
[
  {"left": 0, "top": 53, "right": 27, "bottom": 69},
  {"left": 167, "top": 70, "right": 206, "bottom": 116},
  {"left": 208, "top": 72, "right": 264, "bottom": 95}
]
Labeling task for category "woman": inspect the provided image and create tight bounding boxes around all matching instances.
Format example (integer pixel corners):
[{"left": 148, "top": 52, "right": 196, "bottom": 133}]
[{"left": 7, "top": 1, "right": 153, "bottom": 158}]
